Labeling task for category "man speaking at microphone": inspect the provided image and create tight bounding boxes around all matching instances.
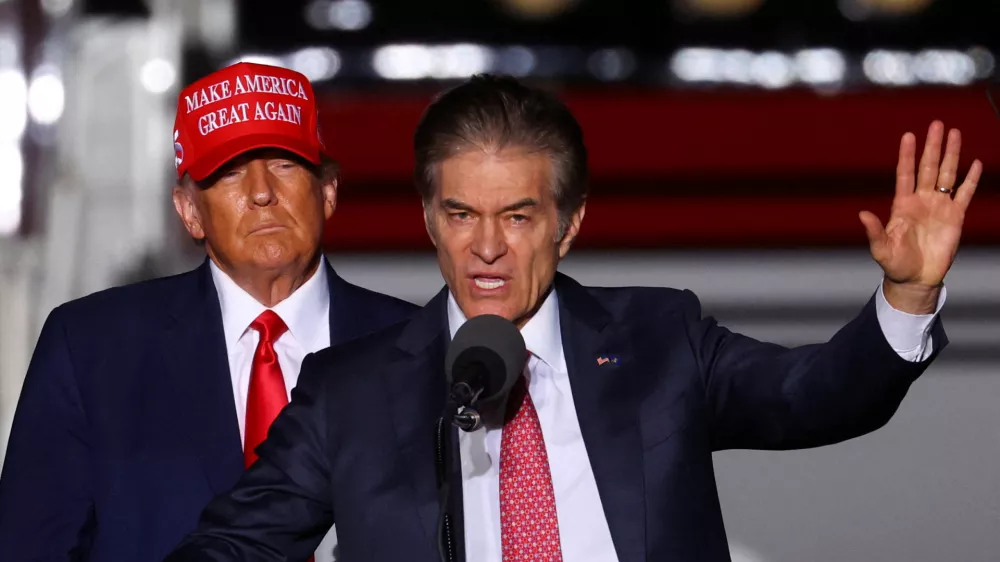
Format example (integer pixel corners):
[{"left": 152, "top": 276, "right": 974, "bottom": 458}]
[{"left": 167, "top": 74, "right": 981, "bottom": 561}]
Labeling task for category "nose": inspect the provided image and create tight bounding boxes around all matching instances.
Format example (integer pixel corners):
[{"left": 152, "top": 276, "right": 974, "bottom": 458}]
[
  {"left": 246, "top": 160, "right": 278, "bottom": 208},
  {"left": 470, "top": 217, "right": 508, "bottom": 264}
]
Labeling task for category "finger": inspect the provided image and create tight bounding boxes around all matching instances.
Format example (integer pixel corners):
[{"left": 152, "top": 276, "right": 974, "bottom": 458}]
[
  {"left": 895, "top": 132, "right": 917, "bottom": 198},
  {"left": 954, "top": 159, "right": 982, "bottom": 211},
  {"left": 935, "top": 128, "right": 962, "bottom": 191},
  {"left": 916, "top": 120, "right": 945, "bottom": 193},
  {"left": 859, "top": 210, "right": 889, "bottom": 261}
]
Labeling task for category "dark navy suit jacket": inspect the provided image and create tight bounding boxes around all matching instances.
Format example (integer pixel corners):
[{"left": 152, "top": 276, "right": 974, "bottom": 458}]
[
  {"left": 0, "top": 259, "right": 417, "bottom": 562},
  {"left": 166, "top": 272, "right": 946, "bottom": 562}
]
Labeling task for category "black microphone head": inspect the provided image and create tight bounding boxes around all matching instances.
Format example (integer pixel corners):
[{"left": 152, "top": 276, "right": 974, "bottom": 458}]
[{"left": 445, "top": 314, "right": 526, "bottom": 406}]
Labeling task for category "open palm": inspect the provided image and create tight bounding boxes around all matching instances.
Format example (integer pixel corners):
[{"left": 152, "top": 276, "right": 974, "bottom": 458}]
[{"left": 859, "top": 121, "right": 982, "bottom": 288}]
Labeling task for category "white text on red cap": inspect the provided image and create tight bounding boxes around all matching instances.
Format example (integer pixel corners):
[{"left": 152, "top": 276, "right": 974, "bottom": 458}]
[{"left": 184, "top": 73, "right": 311, "bottom": 137}]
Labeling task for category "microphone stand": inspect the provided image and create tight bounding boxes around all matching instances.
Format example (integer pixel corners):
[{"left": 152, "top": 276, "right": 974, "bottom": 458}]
[{"left": 436, "top": 384, "right": 484, "bottom": 562}]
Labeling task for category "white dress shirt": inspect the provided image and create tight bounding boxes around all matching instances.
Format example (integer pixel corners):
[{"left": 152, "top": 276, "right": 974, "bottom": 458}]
[
  {"left": 209, "top": 257, "right": 339, "bottom": 561},
  {"left": 209, "top": 258, "right": 331, "bottom": 442},
  {"left": 453, "top": 281, "right": 945, "bottom": 562}
]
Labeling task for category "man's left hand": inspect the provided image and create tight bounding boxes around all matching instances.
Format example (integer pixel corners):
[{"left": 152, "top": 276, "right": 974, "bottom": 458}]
[{"left": 859, "top": 120, "right": 982, "bottom": 315}]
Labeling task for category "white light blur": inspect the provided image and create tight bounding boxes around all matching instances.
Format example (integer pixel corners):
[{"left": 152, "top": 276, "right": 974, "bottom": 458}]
[
  {"left": 372, "top": 44, "right": 493, "bottom": 80},
  {"left": 669, "top": 48, "right": 756, "bottom": 84},
  {"left": 305, "top": 0, "right": 373, "bottom": 31},
  {"left": 718, "top": 49, "right": 755, "bottom": 83},
  {"left": 328, "top": 0, "right": 372, "bottom": 30},
  {"left": 588, "top": 48, "right": 636, "bottom": 81},
  {"left": 671, "top": 48, "right": 791, "bottom": 87},
  {"left": 0, "top": 142, "right": 23, "bottom": 236},
  {"left": 27, "top": 65, "right": 64, "bottom": 125},
  {"left": 372, "top": 45, "right": 434, "bottom": 80},
  {"left": 750, "top": 51, "right": 795, "bottom": 89},
  {"left": 40, "top": 0, "right": 74, "bottom": 18},
  {"left": 794, "top": 48, "right": 846, "bottom": 84},
  {"left": 673, "top": 46, "right": 985, "bottom": 89},
  {"left": 968, "top": 46, "right": 995, "bottom": 79},
  {"left": 431, "top": 44, "right": 493, "bottom": 79},
  {"left": 670, "top": 48, "right": 725, "bottom": 82},
  {"left": 863, "top": 49, "right": 976, "bottom": 86},
  {"left": 496, "top": 46, "right": 537, "bottom": 77},
  {"left": 862, "top": 50, "right": 917, "bottom": 85},
  {"left": 0, "top": 69, "right": 27, "bottom": 142},
  {"left": 140, "top": 58, "right": 177, "bottom": 94},
  {"left": 289, "top": 47, "right": 342, "bottom": 82},
  {"left": 912, "top": 49, "right": 977, "bottom": 85}
]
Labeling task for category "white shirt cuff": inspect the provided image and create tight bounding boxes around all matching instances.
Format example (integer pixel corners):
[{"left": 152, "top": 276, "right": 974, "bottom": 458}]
[{"left": 875, "top": 280, "right": 946, "bottom": 362}]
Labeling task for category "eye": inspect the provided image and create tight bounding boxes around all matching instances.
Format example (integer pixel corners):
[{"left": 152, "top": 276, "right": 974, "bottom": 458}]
[
  {"left": 449, "top": 211, "right": 471, "bottom": 221},
  {"left": 271, "top": 160, "right": 299, "bottom": 171},
  {"left": 510, "top": 214, "right": 528, "bottom": 224}
]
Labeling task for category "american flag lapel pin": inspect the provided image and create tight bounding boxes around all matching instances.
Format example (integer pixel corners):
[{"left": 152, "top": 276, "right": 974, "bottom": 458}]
[{"left": 596, "top": 355, "right": 620, "bottom": 366}]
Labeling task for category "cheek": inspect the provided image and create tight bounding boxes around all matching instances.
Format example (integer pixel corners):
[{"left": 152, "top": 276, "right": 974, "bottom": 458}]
[
  {"left": 515, "top": 237, "right": 558, "bottom": 286},
  {"left": 200, "top": 196, "right": 243, "bottom": 235},
  {"left": 436, "top": 237, "right": 465, "bottom": 272}
]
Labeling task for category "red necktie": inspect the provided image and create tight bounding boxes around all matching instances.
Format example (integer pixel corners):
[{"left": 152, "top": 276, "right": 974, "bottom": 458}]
[
  {"left": 243, "top": 310, "right": 288, "bottom": 469},
  {"left": 499, "top": 367, "right": 563, "bottom": 562},
  {"left": 242, "top": 312, "right": 318, "bottom": 562}
]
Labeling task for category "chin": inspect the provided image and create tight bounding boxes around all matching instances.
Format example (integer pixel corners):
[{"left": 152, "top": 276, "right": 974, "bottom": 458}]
[{"left": 249, "top": 241, "right": 299, "bottom": 270}]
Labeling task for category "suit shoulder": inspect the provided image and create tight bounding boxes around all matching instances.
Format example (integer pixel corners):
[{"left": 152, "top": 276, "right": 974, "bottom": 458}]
[
  {"left": 337, "top": 278, "right": 418, "bottom": 317},
  {"left": 307, "top": 320, "right": 408, "bottom": 370},
  {"left": 46, "top": 268, "right": 198, "bottom": 328},
  {"left": 581, "top": 284, "right": 703, "bottom": 321}
]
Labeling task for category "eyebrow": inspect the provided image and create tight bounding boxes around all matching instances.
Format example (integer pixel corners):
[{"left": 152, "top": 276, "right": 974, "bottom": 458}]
[{"left": 440, "top": 197, "right": 539, "bottom": 213}]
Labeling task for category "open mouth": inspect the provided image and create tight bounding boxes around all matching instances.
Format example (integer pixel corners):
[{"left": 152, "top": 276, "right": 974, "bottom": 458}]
[{"left": 473, "top": 277, "right": 506, "bottom": 290}]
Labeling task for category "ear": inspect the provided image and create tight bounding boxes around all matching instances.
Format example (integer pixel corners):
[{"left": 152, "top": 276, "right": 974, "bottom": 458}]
[
  {"left": 422, "top": 202, "right": 438, "bottom": 249},
  {"left": 172, "top": 183, "right": 206, "bottom": 241},
  {"left": 557, "top": 202, "right": 586, "bottom": 259},
  {"left": 321, "top": 176, "right": 338, "bottom": 220}
]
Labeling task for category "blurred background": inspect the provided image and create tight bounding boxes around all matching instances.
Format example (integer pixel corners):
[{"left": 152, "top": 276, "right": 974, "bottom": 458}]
[{"left": 1, "top": 0, "right": 998, "bottom": 560}]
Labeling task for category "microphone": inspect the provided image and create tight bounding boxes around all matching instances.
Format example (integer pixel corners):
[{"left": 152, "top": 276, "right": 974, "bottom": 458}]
[
  {"left": 437, "top": 314, "right": 524, "bottom": 562},
  {"left": 444, "top": 314, "right": 525, "bottom": 431}
]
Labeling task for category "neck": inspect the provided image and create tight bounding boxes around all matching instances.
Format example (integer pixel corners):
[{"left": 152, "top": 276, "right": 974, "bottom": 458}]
[{"left": 210, "top": 251, "right": 323, "bottom": 307}]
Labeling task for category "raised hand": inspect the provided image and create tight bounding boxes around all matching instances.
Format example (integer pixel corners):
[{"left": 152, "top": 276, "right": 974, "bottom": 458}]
[{"left": 859, "top": 120, "right": 982, "bottom": 314}]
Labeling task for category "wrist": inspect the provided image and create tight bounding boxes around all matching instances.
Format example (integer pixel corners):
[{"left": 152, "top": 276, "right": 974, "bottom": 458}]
[{"left": 882, "top": 279, "right": 941, "bottom": 315}]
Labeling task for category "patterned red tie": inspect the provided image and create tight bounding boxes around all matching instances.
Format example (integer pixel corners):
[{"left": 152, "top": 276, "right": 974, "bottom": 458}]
[
  {"left": 499, "top": 367, "right": 563, "bottom": 562},
  {"left": 243, "top": 310, "right": 288, "bottom": 469}
]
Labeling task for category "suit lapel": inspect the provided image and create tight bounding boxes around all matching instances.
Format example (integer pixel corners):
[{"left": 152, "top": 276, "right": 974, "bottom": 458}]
[
  {"left": 326, "top": 263, "right": 368, "bottom": 346},
  {"left": 161, "top": 260, "right": 244, "bottom": 494},
  {"left": 325, "top": 262, "right": 412, "bottom": 345},
  {"left": 556, "top": 273, "right": 647, "bottom": 562},
  {"left": 386, "top": 287, "right": 453, "bottom": 554}
]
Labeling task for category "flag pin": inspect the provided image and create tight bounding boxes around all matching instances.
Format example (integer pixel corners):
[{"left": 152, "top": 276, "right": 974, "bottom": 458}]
[{"left": 596, "top": 355, "right": 619, "bottom": 366}]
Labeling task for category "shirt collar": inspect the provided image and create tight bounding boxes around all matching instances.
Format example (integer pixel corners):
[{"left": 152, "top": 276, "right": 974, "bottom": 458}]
[
  {"left": 210, "top": 256, "right": 330, "bottom": 350},
  {"left": 446, "top": 287, "right": 567, "bottom": 374}
]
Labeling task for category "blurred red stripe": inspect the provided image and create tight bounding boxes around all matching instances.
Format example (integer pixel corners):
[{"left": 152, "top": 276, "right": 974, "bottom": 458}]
[
  {"left": 324, "top": 194, "right": 1000, "bottom": 250},
  {"left": 319, "top": 87, "right": 1000, "bottom": 182}
]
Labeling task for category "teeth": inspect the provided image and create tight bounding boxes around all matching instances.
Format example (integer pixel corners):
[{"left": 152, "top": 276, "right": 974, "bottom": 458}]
[{"left": 474, "top": 278, "right": 505, "bottom": 289}]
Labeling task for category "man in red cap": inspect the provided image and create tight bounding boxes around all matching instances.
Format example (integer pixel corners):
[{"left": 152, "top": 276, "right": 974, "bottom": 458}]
[{"left": 0, "top": 62, "right": 417, "bottom": 562}]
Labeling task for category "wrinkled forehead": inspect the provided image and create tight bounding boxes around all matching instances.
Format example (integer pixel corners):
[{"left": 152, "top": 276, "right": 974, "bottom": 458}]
[{"left": 433, "top": 148, "right": 555, "bottom": 210}]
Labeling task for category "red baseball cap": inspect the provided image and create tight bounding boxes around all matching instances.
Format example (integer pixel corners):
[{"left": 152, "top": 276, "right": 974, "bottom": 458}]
[{"left": 172, "top": 62, "right": 329, "bottom": 182}]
